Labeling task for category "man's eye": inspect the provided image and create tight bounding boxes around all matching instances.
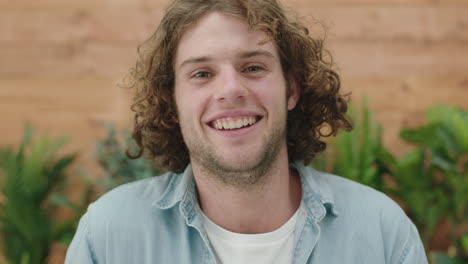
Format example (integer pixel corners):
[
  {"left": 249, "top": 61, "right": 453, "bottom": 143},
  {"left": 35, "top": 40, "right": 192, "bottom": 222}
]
[
  {"left": 193, "top": 71, "right": 211, "bottom": 78},
  {"left": 243, "top": 65, "right": 264, "bottom": 72}
]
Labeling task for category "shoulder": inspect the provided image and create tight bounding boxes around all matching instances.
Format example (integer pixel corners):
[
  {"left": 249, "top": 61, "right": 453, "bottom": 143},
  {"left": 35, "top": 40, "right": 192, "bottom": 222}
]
[
  {"left": 92, "top": 172, "right": 175, "bottom": 209},
  {"left": 302, "top": 166, "right": 425, "bottom": 263},
  {"left": 81, "top": 172, "right": 182, "bottom": 256},
  {"left": 84, "top": 171, "right": 180, "bottom": 233},
  {"left": 304, "top": 166, "right": 405, "bottom": 221}
]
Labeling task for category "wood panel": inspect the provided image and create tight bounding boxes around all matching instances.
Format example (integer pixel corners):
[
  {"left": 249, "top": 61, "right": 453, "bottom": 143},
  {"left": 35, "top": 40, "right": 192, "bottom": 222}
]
[
  {"left": 1, "top": 8, "right": 466, "bottom": 78},
  {"left": 1, "top": 7, "right": 466, "bottom": 44},
  {"left": 304, "top": 7, "right": 468, "bottom": 43},
  {"left": 331, "top": 41, "right": 468, "bottom": 76},
  {"left": 1, "top": 73, "right": 466, "bottom": 156},
  {"left": 1, "top": 2, "right": 466, "bottom": 155},
  {"left": 1, "top": 0, "right": 468, "bottom": 10},
  {"left": 0, "top": 78, "right": 132, "bottom": 147},
  {"left": 0, "top": 9, "right": 164, "bottom": 43},
  {"left": 344, "top": 74, "right": 468, "bottom": 155},
  {"left": 2, "top": 41, "right": 467, "bottom": 78},
  {"left": 0, "top": 42, "right": 136, "bottom": 78}
]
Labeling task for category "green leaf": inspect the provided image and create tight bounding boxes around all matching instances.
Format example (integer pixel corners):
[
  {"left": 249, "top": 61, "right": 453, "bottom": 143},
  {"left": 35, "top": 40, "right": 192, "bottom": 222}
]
[
  {"left": 400, "top": 124, "right": 439, "bottom": 148},
  {"left": 93, "top": 122, "right": 159, "bottom": 191},
  {"left": 18, "top": 124, "right": 34, "bottom": 159},
  {"left": 452, "top": 111, "right": 468, "bottom": 151},
  {"left": 20, "top": 253, "right": 29, "bottom": 264},
  {"left": 48, "top": 194, "right": 81, "bottom": 214},
  {"left": 431, "top": 152, "right": 456, "bottom": 171},
  {"left": 426, "top": 205, "right": 442, "bottom": 234},
  {"left": 462, "top": 234, "right": 468, "bottom": 252},
  {"left": 432, "top": 252, "right": 465, "bottom": 264}
]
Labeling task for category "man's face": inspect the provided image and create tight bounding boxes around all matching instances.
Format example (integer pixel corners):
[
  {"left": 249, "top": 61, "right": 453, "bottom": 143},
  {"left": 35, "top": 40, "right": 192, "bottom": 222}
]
[{"left": 174, "top": 11, "right": 298, "bottom": 186}]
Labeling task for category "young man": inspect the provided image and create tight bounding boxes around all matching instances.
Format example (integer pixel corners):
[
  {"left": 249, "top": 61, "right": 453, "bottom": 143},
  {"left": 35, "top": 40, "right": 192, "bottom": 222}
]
[{"left": 66, "top": 0, "right": 428, "bottom": 263}]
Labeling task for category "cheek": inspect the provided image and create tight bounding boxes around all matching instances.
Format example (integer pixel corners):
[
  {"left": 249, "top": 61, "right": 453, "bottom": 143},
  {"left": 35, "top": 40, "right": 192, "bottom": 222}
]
[
  {"left": 256, "top": 79, "right": 288, "bottom": 107},
  {"left": 174, "top": 89, "right": 192, "bottom": 124},
  {"left": 175, "top": 87, "right": 210, "bottom": 124}
]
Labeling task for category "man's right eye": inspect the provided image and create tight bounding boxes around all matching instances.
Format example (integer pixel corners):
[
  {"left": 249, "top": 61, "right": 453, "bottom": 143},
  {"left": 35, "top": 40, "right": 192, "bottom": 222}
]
[{"left": 193, "top": 71, "right": 212, "bottom": 78}]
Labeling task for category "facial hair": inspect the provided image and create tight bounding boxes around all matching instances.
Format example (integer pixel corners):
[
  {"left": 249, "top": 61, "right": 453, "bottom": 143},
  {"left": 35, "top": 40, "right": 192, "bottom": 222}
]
[{"left": 183, "top": 116, "right": 287, "bottom": 191}]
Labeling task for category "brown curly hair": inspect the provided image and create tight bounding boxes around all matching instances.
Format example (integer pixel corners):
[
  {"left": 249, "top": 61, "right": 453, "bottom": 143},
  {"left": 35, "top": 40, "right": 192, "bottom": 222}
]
[{"left": 126, "top": 0, "right": 352, "bottom": 173}]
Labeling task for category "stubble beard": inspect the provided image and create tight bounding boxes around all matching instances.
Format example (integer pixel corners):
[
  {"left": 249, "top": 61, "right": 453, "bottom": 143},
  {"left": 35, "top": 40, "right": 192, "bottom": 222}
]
[{"left": 185, "top": 120, "right": 287, "bottom": 191}]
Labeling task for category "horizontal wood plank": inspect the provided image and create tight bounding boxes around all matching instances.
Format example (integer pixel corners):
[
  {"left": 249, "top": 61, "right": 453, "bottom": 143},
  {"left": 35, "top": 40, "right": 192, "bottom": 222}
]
[
  {"left": 306, "top": 7, "right": 468, "bottom": 43},
  {"left": 0, "top": 9, "right": 163, "bottom": 44},
  {"left": 343, "top": 74, "right": 468, "bottom": 155},
  {"left": 1, "top": 0, "right": 467, "bottom": 10},
  {"left": 330, "top": 41, "right": 468, "bottom": 76},
  {"left": 344, "top": 74, "right": 468, "bottom": 110},
  {"left": 1, "top": 8, "right": 467, "bottom": 43},
  {"left": 0, "top": 42, "right": 137, "bottom": 78},
  {"left": 1, "top": 41, "right": 466, "bottom": 78},
  {"left": 0, "top": 78, "right": 132, "bottom": 145},
  {"left": 1, "top": 7, "right": 466, "bottom": 78}
]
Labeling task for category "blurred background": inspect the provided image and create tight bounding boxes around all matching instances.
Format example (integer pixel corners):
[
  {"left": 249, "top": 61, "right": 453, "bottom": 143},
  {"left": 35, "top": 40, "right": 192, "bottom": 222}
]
[{"left": 0, "top": 0, "right": 467, "bottom": 263}]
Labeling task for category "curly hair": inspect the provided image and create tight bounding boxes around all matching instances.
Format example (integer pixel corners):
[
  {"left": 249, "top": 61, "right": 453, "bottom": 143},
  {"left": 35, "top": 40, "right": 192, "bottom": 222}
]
[{"left": 125, "top": 0, "right": 352, "bottom": 173}]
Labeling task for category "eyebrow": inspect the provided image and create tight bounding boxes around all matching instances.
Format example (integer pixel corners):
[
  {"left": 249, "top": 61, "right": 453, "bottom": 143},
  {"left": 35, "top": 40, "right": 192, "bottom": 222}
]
[
  {"left": 178, "top": 50, "right": 276, "bottom": 70},
  {"left": 179, "top": 56, "right": 212, "bottom": 70},
  {"left": 239, "top": 50, "right": 276, "bottom": 60}
]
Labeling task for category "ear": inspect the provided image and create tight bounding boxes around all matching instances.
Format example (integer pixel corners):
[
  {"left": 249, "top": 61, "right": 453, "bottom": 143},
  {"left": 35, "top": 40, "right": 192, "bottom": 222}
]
[{"left": 287, "top": 78, "right": 300, "bottom": 110}]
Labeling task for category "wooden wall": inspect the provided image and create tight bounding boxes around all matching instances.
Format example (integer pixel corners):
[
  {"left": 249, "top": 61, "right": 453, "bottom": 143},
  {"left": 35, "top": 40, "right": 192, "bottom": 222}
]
[
  {"left": 0, "top": 0, "right": 467, "bottom": 263},
  {"left": 0, "top": 0, "right": 467, "bottom": 167},
  {"left": 1, "top": 0, "right": 467, "bottom": 162}
]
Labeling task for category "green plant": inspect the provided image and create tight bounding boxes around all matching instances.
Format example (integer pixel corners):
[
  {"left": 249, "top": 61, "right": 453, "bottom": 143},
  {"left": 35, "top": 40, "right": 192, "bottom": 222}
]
[
  {"left": 389, "top": 106, "right": 467, "bottom": 263},
  {"left": 94, "top": 122, "right": 161, "bottom": 191},
  {"left": 312, "top": 101, "right": 393, "bottom": 191},
  {"left": 0, "top": 126, "right": 78, "bottom": 264},
  {"left": 312, "top": 103, "right": 467, "bottom": 263}
]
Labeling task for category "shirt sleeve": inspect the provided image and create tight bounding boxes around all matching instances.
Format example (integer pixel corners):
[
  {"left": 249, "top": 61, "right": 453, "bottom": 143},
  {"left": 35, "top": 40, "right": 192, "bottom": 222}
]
[
  {"left": 65, "top": 212, "right": 96, "bottom": 264},
  {"left": 398, "top": 222, "right": 428, "bottom": 264}
]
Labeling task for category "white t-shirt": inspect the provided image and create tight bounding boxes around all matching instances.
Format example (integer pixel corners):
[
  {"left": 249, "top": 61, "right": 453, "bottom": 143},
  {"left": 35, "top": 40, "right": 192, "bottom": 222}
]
[{"left": 202, "top": 210, "right": 299, "bottom": 264}]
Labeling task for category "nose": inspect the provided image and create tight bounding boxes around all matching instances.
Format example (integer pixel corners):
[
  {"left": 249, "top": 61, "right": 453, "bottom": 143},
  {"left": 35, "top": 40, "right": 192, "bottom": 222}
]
[{"left": 215, "top": 67, "right": 248, "bottom": 104}]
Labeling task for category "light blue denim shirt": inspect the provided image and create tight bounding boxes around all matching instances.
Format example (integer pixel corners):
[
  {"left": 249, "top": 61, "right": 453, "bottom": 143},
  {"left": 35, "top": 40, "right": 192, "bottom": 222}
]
[{"left": 65, "top": 161, "right": 428, "bottom": 264}]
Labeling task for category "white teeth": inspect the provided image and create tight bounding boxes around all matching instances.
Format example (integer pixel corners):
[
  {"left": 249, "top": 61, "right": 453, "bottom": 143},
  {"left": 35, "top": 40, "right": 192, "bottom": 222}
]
[
  {"left": 212, "top": 116, "right": 257, "bottom": 130},
  {"left": 236, "top": 119, "right": 243, "bottom": 128},
  {"left": 227, "top": 120, "right": 235, "bottom": 129}
]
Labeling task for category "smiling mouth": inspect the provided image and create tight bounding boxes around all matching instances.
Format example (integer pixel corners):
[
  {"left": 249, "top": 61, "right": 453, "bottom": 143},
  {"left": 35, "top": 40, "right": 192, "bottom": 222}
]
[{"left": 210, "top": 116, "right": 262, "bottom": 130}]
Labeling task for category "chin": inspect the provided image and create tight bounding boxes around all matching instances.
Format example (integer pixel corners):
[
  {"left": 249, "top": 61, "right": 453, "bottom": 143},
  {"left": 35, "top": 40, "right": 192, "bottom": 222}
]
[{"left": 218, "top": 152, "right": 266, "bottom": 171}]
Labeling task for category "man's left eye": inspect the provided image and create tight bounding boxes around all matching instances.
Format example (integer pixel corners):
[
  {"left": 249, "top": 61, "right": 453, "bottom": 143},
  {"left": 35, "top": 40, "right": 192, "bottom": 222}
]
[
  {"left": 243, "top": 66, "right": 263, "bottom": 72},
  {"left": 193, "top": 71, "right": 212, "bottom": 78}
]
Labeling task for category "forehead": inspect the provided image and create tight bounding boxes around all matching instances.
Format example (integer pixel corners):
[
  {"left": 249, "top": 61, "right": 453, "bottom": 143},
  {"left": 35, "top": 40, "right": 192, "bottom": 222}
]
[{"left": 174, "top": 11, "right": 278, "bottom": 68}]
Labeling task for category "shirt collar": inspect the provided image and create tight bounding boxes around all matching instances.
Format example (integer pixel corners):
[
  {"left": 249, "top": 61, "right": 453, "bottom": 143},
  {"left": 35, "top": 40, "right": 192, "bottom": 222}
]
[
  {"left": 153, "top": 161, "right": 338, "bottom": 221},
  {"left": 153, "top": 164, "right": 196, "bottom": 211},
  {"left": 292, "top": 161, "right": 339, "bottom": 220}
]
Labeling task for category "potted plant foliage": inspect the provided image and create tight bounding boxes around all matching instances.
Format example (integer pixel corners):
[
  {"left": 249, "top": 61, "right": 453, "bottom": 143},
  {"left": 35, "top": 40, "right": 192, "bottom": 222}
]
[{"left": 0, "top": 126, "right": 78, "bottom": 264}]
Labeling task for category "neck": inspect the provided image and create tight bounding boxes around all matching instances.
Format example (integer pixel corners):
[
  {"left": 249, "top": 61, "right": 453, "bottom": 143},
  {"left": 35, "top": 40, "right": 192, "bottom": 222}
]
[{"left": 192, "top": 150, "right": 302, "bottom": 234}]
